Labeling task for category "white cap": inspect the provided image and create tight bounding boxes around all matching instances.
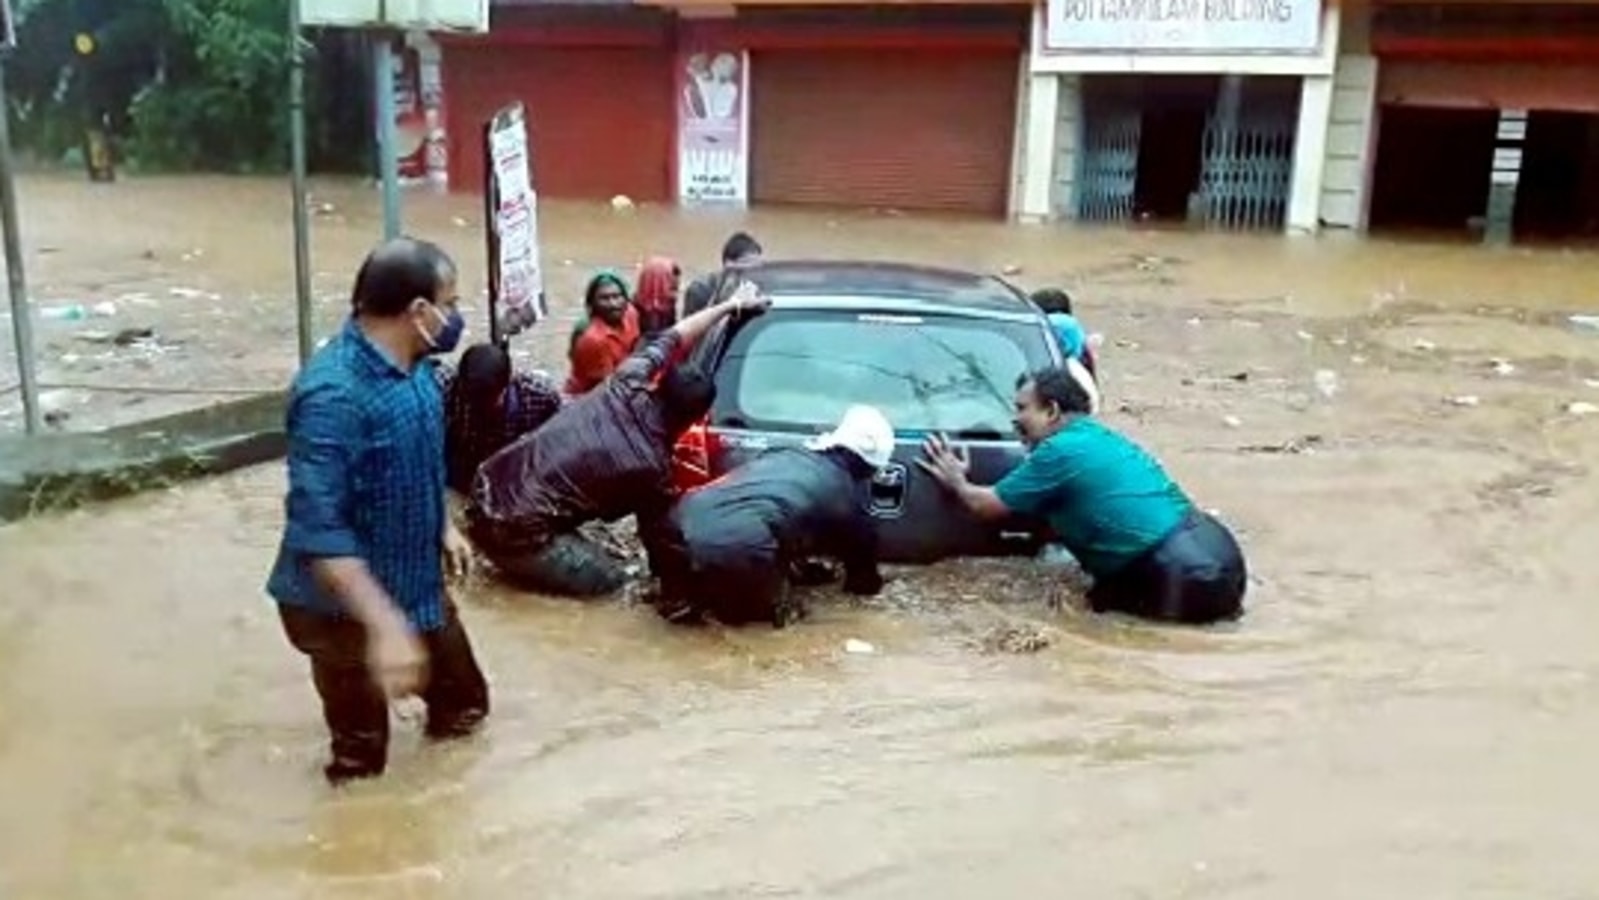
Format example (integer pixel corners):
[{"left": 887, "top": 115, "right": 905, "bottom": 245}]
[{"left": 805, "top": 405, "right": 895, "bottom": 469}]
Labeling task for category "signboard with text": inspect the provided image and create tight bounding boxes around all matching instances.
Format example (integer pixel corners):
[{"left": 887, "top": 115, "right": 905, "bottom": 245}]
[
  {"left": 298, "top": 0, "right": 487, "bottom": 32},
  {"left": 483, "top": 103, "right": 546, "bottom": 344},
  {"left": 676, "top": 48, "right": 750, "bottom": 207},
  {"left": 1044, "top": 0, "right": 1321, "bottom": 53}
]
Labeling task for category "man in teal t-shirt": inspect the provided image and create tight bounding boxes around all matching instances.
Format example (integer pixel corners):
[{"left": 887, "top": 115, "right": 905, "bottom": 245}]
[{"left": 917, "top": 366, "right": 1246, "bottom": 624}]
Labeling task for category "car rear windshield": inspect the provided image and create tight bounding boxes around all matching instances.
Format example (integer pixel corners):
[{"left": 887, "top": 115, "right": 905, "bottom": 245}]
[{"left": 715, "top": 310, "right": 1056, "bottom": 436}]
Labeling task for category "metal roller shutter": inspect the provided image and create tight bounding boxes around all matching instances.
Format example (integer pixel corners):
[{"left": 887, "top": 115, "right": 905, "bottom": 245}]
[
  {"left": 750, "top": 49, "right": 1018, "bottom": 215},
  {"left": 446, "top": 45, "right": 674, "bottom": 200},
  {"left": 1379, "top": 61, "right": 1599, "bottom": 114}
]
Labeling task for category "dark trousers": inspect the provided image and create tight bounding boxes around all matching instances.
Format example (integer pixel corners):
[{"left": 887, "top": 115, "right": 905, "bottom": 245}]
[
  {"left": 653, "top": 526, "right": 801, "bottom": 628},
  {"left": 1087, "top": 510, "right": 1247, "bottom": 625},
  {"left": 279, "top": 602, "right": 490, "bottom": 785},
  {"left": 478, "top": 530, "right": 629, "bottom": 597}
]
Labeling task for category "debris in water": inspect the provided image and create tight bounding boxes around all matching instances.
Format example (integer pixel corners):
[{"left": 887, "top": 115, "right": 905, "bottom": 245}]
[
  {"left": 1222, "top": 415, "right": 1243, "bottom": 428},
  {"left": 1584, "top": 378, "right": 1599, "bottom": 389},
  {"left": 843, "top": 639, "right": 876, "bottom": 655},
  {"left": 1240, "top": 433, "right": 1323, "bottom": 455},
  {"left": 1568, "top": 314, "right": 1599, "bottom": 332},
  {"left": 451, "top": 216, "right": 470, "bottom": 228},
  {"left": 1313, "top": 369, "right": 1340, "bottom": 399},
  {"left": 1295, "top": 330, "right": 1314, "bottom": 342},
  {"left": 1412, "top": 338, "right": 1437, "bottom": 351},
  {"left": 1490, "top": 358, "right": 1516, "bottom": 376},
  {"left": 609, "top": 194, "right": 635, "bottom": 212},
  {"left": 1000, "top": 264, "right": 1022, "bottom": 276},
  {"left": 974, "top": 623, "right": 1055, "bottom": 655},
  {"left": 1565, "top": 401, "right": 1599, "bottom": 416},
  {"left": 1350, "top": 355, "right": 1368, "bottom": 365},
  {"left": 91, "top": 301, "right": 118, "bottom": 317},
  {"left": 1446, "top": 395, "right": 1481, "bottom": 408}
]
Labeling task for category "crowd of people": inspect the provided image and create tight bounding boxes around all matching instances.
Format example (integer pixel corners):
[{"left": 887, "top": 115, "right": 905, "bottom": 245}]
[{"left": 265, "top": 233, "right": 1248, "bottom": 784}]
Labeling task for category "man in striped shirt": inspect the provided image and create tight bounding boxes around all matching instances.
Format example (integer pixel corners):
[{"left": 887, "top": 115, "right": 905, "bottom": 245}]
[{"left": 467, "top": 283, "right": 768, "bottom": 597}]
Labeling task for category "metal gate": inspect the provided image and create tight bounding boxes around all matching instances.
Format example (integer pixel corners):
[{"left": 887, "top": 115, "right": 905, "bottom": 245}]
[
  {"left": 1196, "top": 76, "right": 1300, "bottom": 230},
  {"left": 1076, "top": 79, "right": 1142, "bottom": 223}
]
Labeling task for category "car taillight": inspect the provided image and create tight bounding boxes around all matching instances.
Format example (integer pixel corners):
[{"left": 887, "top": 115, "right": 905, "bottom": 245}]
[{"left": 671, "top": 417, "right": 717, "bottom": 492}]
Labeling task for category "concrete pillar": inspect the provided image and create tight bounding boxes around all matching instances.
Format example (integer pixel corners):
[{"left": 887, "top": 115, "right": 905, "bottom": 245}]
[
  {"left": 1017, "top": 73, "right": 1060, "bottom": 222},
  {"left": 1485, "top": 109, "right": 1527, "bottom": 246},
  {"left": 1288, "top": 73, "right": 1335, "bottom": 234}
]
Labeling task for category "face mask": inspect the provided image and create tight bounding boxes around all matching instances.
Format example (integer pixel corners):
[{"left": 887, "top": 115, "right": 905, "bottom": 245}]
[{"left": 419, "top": 303, "right": 466, "bottom": 355}]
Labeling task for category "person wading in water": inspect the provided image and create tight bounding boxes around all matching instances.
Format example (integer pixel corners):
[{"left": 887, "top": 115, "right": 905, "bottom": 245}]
[{"left": 266, "top": 237, "right": 490, "bottom": 785}]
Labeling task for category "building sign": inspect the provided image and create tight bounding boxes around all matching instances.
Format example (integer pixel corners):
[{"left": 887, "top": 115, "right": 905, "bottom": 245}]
[
  {"left": 484, "top": 104, "right": 546, "bottom": 342},
  {"left": 676, "top": 48, "right": 749, "bottom": 207},
  {"left": 298, "top": 0, "right": 488, "bottom": 31},
  {"left": 1044, "top": 0, "right": 1322, "bottom": 54}
]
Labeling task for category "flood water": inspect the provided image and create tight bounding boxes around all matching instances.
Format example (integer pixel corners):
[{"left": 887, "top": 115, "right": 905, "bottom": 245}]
[{"left": 3, "top": 175, "right": 1599, "bottom": 897}]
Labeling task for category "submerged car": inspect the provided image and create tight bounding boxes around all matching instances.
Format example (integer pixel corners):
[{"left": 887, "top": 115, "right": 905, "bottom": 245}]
[{"left": 672, "top": 260, "right": 1064, "bottom": 565}]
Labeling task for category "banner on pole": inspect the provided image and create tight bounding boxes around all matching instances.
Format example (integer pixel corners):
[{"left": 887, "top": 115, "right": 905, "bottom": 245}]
[
  {"left": 0, "top": 0, "right": 16, "bottom": 51},
  {"left": 483, "top": 103, "right": 546, "bottom": 344}
]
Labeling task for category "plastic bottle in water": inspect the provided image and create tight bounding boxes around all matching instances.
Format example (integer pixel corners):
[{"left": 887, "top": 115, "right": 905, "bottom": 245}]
[{"left": 40, "top": 304, "right": 87, "bottom": 321}]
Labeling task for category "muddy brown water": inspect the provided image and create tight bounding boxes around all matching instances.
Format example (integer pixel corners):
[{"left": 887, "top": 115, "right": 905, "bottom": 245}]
[{"left": 4, "top": 175, "right": 1599, "bottom": 897}]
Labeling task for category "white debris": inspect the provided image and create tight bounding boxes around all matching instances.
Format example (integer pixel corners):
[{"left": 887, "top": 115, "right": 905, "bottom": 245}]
[
  {"left": 609, "top": 194, "right": 635, "bottom": 212},
  {"left": 1489, "top": 358, "right": 1516, "bottom": 376},
  {"left": 1565, "top": 401, "right": 1599, "bottom": 416},
  {"left": 1446, "top": 395, "right": 1481, "bottom": 408},
  {"left": 1313, "top": 369, "right": 1340, "bottom": 399},
  {"left": 1412, "top": 338, "right": 1437, "bottom": 351},
  {"left": 1222, "top": 415, "right": 1243, "bottom": 428},
  {"left": 91, "top": 300, "right": 118, "bottom": 318},
  {"left": 1295, "top": 330, "right": 1314, "bottom": 342},
  {"left": 1584, "top": 379, "right": 1599, "bottom": 389},
  {"left": 843, "top": 639, "right": 876, "bottom": 656}
]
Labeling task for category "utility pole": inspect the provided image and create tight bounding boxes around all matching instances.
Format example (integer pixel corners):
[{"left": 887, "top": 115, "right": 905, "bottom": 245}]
[
  {"left": 0, "top": 0, "right": 41, "bottom": 434},
  {"left": 288, "top": 0, "right": 314, "bottom": 364},
  {"left": 372, "top": 14, "right": 402, "bottom": 240}
]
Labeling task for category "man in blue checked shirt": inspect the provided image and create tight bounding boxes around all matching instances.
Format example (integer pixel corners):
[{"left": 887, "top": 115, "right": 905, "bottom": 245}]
[{"left": 266, "top": 237, "right": 488, "bottom": 785}]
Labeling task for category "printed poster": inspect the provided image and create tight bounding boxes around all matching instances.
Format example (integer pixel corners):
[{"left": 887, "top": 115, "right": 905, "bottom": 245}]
[
  {"left": 677, "top": 48, "right": 749, "bottom": 206},
  {"left": 487, "top": 103, "right": 546, "bottom": 336}
]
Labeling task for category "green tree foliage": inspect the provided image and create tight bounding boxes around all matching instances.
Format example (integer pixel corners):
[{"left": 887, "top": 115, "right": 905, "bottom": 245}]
[{"left": 8, "top": 0, "right": 369, "bottom": 173}]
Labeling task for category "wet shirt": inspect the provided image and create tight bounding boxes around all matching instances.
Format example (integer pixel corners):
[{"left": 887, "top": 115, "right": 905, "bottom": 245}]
[
  {"left": 670, "top": 447, "right": 879, "bottom": 575},
  {"left": 1047, "top": 313, "right": 1088, "bottom": 362},
  {"left": 265, "top": 318, "right": 449, "bottom": 632},
  {"left": 436, "top": 366, "right": 564, "bottom": 495},
  {"left": 567, "top": 305, "right": 641, "bottom": 395},
  {"left": 472, "top": 332, "right": 684, "bottom": 545},
  {"left": 993, "top": 417, "right": 1191, "bottom": 578}
]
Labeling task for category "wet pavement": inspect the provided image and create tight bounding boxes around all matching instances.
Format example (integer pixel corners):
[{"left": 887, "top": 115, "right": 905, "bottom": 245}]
[{"left": 3, "top": 174, "right": 1599, "bottom": 897}]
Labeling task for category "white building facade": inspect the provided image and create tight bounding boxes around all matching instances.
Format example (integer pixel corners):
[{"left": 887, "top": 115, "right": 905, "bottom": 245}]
[{"left": 1011, "top": 0, "right": 1365, "bottom": 234}]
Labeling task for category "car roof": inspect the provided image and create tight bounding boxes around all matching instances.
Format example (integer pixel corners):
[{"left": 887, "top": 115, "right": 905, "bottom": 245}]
[{"left": 750, "top": 260, "right": 1041, "bottom": 322}]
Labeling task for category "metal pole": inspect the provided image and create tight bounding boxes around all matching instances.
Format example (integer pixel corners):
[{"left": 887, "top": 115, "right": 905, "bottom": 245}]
[
  {"left": 288, "top": 0, "right": 314, "bottom": 365},
  {"left": 0, "top": 60, "right": 41, "bottom": 434},
  {"left": 372, "top": 32, "right": 401, "bottom": 240}
]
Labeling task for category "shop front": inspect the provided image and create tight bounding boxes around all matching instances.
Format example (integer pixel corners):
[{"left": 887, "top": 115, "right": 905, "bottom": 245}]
[
  {"left": 1366, "top": 2, "right": 1599, "bottom": 242},
  {"left": 439, "top": 7, "right": 677, "bottom": 202},
  {"left": 677, "top": 6, "right": 1031, "bottom": 216},
  {"left": 1015, "top": 0, "right": 1343, "bottom": 232}
]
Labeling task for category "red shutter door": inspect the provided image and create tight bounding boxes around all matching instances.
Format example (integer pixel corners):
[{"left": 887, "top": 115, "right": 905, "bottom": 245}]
[
  {"left": 1380, "top": 61, "right": 1599, "bottom": 114},
  {"left": 749, "top": 49, "right": 1018, "bottom": 216},
  {"left": 446, "top": 45, "right": 673, "bottom": 201}
]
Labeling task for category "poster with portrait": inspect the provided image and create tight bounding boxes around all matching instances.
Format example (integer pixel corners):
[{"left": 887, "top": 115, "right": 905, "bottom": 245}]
[
  {"left": 483, "top": 103, "right": 546, "bottom": 343},
  {"left": 676, "top": 48, "right": 749, "bottom": 207}
]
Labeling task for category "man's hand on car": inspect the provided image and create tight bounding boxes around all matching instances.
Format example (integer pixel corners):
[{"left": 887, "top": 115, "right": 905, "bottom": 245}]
[{"left": 917, "top": 433, "right": 971, "bottom": 490}]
